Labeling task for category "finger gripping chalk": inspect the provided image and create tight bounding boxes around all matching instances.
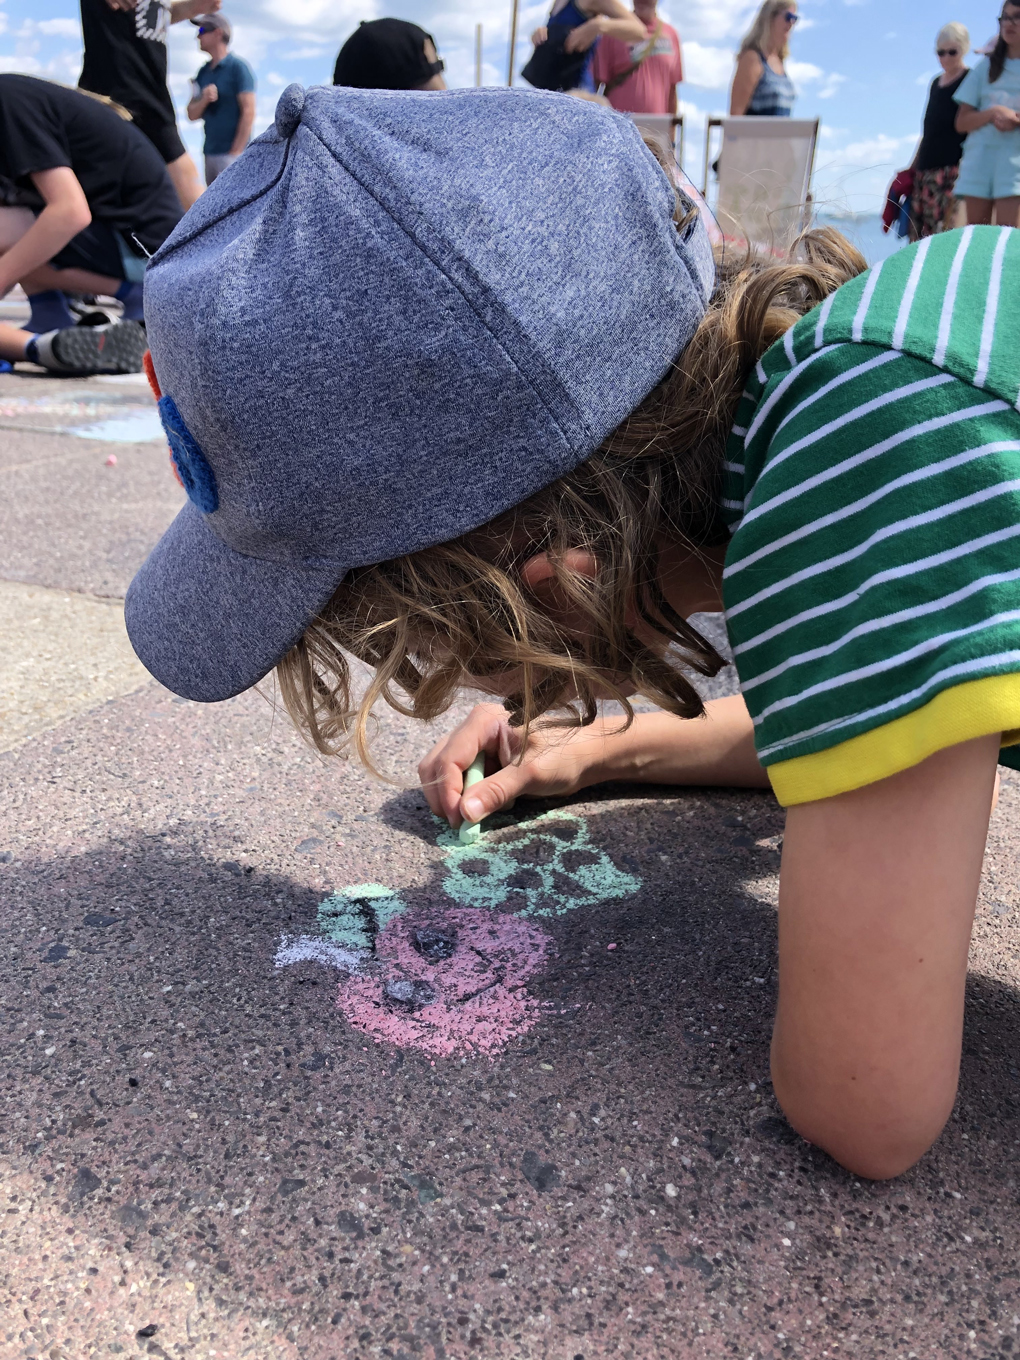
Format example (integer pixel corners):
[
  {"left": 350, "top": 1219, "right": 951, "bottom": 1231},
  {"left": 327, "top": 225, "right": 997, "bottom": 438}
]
[{"left": 458, "top": 754, "right": 486, "bottom": 845}]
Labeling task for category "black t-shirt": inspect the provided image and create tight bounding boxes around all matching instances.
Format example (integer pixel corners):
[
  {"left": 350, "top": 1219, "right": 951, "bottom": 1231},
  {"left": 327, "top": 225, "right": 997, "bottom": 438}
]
[
  {"left": 79, "top": 0, "right": 176, "bottom": 126},
  {"left": 917, "top": 71, "right": 967, "bottom": 172},
  {"left": 0, "top": 75, "right": 181, "bottom": 253}
]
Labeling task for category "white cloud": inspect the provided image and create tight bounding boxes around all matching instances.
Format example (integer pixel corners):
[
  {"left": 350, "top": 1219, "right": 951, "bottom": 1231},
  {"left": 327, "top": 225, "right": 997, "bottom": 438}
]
[
  {"left": 0, "top": 51, "right": 37, "bottom": 71},
  {"left": 812, "top": 130, "right": 917, "bottom": 213},
  {"left": 786, "top": 58, "right": 823, "bottom": 83},
  {"left": 817, "top": 71, "right": 846, "bottom": 98},
  {"left": 37, "top": 18, "right": 80, "bottom": 37},
  {"left": 663, "top": 0, "right": 758, "bottom": 44},
  {"left": 683, "top": 41, "right": 733, "bottom": 90}
]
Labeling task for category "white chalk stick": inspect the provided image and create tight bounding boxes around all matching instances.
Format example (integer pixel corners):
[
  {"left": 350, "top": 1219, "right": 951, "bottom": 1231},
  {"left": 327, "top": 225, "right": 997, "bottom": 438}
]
[{"left": 458, "top": 752, "right": 486, "bottom": 844}]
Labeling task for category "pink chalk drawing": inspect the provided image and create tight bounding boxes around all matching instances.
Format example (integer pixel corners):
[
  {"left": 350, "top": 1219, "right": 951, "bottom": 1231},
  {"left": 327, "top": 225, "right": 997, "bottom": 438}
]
[
  {"left": 336, "top": 906, "right": 555, "bottom": 1058},
  {"left": 273, "top": 811, "right": 641, "bottom": 1058}
]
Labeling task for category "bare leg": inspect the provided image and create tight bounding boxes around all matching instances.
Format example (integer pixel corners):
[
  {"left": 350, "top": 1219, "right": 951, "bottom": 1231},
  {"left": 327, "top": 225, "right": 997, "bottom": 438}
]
[
  {"left": 964, "top": 197, "right": 994, "bottom": 225},
  {"left": 18, "top": 264, "right": 122, "bottom": 298},
  {"left": 993, "top": 196, "right": 1020, "bottom": 227},
  {"left": 166, "top": 153, "right": 204, "bottom": 212},
  {"left": 0, "top": 206, "right": 36, "bottom": 253},
  {"left": 0, "top": 208, "right": 123, "bottom": 303},
  {"left": 0, "top": 323, "right": 32, "bottom": 362}
]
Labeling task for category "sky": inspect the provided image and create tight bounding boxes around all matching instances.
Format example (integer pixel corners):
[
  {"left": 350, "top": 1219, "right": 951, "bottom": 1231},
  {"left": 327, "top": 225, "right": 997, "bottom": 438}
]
[{"left": 0, "top": 0, "right": 1001, "bottom": 213}]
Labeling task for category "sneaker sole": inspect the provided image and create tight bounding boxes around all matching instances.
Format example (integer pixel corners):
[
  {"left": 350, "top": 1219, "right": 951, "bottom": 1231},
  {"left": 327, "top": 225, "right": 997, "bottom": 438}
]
[{"left": 50, "top": 321, "right": 147, "bottom": 375}]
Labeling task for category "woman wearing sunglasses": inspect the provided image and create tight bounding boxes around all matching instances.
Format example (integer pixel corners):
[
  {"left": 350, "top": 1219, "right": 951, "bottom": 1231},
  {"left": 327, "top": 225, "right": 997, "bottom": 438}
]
[
  {"left": 901, "top": 23, "right": 970, "bottom": 237},
  {"left": 729, "top": 0, "right": 798, "bottom": 117},
  {"left": 954, "top": 3, "right": 1020, "bottom": 226}
]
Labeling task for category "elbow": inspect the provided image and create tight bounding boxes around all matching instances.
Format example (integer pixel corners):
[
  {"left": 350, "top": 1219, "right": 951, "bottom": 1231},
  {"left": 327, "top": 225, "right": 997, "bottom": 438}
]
[
  {"left": 67, "top": 205, "right": 92, "bottom": 236},
  {"left": 772, "top": 1064, "right": 956, "bottom": 1181}
]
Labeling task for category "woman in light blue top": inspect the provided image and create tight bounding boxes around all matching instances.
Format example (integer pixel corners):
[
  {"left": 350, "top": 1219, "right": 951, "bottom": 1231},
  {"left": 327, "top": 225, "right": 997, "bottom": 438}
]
[
  {"left": 730, "top": 0, "right": 798, "bottom": 117},
  {"left": 954, "top": 0, "right": 1020, "bottom": 226}
]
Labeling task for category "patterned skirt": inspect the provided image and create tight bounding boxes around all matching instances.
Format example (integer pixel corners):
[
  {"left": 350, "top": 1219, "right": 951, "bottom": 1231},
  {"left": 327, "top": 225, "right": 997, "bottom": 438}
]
[{"left": 910, "top": 165, "right": 960, "bottom": 239}]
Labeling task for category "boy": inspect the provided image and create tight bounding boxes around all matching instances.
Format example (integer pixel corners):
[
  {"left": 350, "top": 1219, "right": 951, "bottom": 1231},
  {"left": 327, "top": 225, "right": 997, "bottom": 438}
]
[{"left": 0, "top": 75, "right": 181, "bottom": 370}]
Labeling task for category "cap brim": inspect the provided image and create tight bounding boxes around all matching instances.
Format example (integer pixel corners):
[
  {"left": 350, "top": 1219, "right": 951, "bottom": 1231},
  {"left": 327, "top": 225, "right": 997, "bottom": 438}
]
[{"left": 125, "top": 499, "right": 344, "bottom": 702}]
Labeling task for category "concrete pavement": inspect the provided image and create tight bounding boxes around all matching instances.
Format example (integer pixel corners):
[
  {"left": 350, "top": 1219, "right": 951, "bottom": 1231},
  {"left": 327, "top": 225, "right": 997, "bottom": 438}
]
[{"left": 3, "top": 363, "right": 1020, "bottom": 1360}]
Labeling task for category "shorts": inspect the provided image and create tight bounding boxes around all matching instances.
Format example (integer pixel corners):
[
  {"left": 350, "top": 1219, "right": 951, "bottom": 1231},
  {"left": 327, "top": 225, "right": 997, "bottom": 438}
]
[
  {"left": 955, "top": 133, "right": 1020, "bottom": 199},
  {"left": 204, "top": 152, "right": 239, "bottom": 184},
  {"left": 131, "top": 105, "right": 186, "bottom": 164},
  {"left": 49, "top": 219, "right": 146, "bottom": 282}
]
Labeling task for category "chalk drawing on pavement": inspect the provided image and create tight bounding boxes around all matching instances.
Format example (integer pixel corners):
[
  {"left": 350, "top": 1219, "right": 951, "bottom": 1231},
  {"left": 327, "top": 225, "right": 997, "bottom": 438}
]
[
  {"left": 437, "top": 809, "right": 640, "bottom": 917},
  {"left": 336, "top": 906, "right": 555, "bottom": 1058},
  {"left": 274, "top": 810, "right": 641, "bottom": 1057}
]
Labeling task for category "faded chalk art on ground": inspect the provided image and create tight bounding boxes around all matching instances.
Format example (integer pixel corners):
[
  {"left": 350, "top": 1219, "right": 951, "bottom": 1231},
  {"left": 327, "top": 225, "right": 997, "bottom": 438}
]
[{"left": 274, "top": 810, "right": 641, "bottom": 1057}]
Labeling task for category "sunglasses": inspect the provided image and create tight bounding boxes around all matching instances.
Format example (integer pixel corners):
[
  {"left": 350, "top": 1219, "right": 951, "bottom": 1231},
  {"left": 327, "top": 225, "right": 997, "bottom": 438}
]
[
  {"left": 197, "top": 25, "right": 217, "bottom": 33},
  {"left": 999, "top": 12, "right": 1020, "bottom": 23},
  {"left": 783, "top": 10, "right": 799, "bottom": 21},
  {"left": 936, "top": 47, "right": 959, "bottom": 55}
]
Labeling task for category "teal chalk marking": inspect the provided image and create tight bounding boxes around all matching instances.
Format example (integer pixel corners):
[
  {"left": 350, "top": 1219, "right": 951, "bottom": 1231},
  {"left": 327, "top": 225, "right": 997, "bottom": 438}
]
[
  {"left": 439, "top": 809, "right": 640, "bottom": 918},
  {"left": 458, "top": 753, "right": 486, "bottom": 845},
  {"left": 316, "top": 883, "right": 407, "bottom": 951}
]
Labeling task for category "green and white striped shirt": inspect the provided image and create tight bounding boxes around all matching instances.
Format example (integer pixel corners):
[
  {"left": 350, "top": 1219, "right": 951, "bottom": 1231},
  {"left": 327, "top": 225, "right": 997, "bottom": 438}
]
[{"left": 722, "top": 225, "right": 1020, "bottom": 805}]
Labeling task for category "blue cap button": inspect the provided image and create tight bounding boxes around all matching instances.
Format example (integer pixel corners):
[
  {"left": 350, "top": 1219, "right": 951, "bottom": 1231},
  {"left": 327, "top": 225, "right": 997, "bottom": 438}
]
[{"left": 275, "top": 84, "right": 306, "bottom": 138}]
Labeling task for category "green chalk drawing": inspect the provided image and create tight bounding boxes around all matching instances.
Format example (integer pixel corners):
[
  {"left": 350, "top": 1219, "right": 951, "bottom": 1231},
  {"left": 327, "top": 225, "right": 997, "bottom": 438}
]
[
  {"left": 437, "top": 809, "right": 640, "bottom": 918},
  {"left": 316, "top": 883, "right": 408, "bottom": 950}
]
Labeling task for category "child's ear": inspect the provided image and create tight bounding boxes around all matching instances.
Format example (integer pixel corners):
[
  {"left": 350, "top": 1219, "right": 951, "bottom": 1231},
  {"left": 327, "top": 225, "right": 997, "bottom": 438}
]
[{"left": 520, "top": 549, "right": 598, "bottom": 592}]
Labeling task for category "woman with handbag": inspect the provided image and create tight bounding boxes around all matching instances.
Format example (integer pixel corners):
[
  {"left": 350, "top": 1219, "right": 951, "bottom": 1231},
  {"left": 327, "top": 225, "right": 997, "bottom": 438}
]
[
  {"left": 524, "top": 0, "right": 645, "bottom": 94},
  {"left": 884, "top": 24, "right": 969, "bottom": 240}
]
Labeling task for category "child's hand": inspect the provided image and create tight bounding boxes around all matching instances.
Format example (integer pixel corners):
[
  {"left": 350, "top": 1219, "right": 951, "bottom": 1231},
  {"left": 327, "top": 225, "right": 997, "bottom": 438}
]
[
  {"left": 418, "top": 703, "right": 617, "bottom": 830},
  {"left": 989, "top": 104, "right": 1020, "bottom": 131}
]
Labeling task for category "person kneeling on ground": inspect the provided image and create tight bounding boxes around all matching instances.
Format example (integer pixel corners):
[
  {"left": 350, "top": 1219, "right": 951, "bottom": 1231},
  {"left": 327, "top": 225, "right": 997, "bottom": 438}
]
[
  {"left": 127, "top": 84, "right": 1020, "bottom": 1181},
  {"left": 0, "top": 73, "right": 182, "bottom": 373}
]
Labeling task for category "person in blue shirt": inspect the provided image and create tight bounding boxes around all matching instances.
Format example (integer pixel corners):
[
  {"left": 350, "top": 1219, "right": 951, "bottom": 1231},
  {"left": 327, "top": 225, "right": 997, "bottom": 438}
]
[{"left": 186, "top": 12, "right": 255, "bottom": 185}]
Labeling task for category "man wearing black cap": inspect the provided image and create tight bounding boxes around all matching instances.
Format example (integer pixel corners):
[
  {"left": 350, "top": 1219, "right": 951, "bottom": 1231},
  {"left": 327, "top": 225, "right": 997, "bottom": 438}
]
[{"left": 333, "top": 19, "right": 446, "bottom": 91}]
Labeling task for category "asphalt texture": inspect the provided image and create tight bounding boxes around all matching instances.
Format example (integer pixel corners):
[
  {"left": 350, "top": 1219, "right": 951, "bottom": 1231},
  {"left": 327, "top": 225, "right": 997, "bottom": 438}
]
[{"left": 3, "top": 359, "right": 1020, "bottom": 1360}]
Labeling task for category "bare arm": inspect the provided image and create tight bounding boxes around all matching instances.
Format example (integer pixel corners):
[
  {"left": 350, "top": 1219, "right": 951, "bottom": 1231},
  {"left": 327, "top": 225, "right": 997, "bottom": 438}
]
[
  {"left": 729, "top": 49, "right": 762, "bottom": 116},
  {"left": 956, "top": 100, "right": 1020, "bottom": 132},
  {"left": 773, "top": 734, "right": 999, "bottom": 1179},
  {"left": 418, "top": 695, "right": 770, "bottom": 830},
  {"left": 229, "top": 90, "right": 256, "bottom": 155},
  {"left": 187, "top": 84, "right": 216, "bottom": 120},
  {"left": 0, "top": 166, "right": 91, "bottom": 298},
  {"left": 170, "top": 0, "right": 218, "bottom": 22},
  {"left": 567, "top": 0, "right": 646, "bottom": 50}
]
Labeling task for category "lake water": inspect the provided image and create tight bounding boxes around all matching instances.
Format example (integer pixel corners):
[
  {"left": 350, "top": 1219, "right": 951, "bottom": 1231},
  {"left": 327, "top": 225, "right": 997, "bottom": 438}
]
[{"left": 813, "top": 212, "right": 908, "bottom": 267}]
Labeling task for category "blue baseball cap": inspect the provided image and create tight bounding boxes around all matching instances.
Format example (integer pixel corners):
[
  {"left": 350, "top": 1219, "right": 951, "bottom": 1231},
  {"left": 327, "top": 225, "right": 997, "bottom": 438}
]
[{"left": 126, "top": 83, "right": 715, "bottom": 702}]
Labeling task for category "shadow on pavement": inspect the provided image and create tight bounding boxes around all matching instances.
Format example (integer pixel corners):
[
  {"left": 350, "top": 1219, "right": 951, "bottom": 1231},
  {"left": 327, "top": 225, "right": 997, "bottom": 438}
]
[{"left": 2, "top": 792, "right": 1020, "bottom": 1358}]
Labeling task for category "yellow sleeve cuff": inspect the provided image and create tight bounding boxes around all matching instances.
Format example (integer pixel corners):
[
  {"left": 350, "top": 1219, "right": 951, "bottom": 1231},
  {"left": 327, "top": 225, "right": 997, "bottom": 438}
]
[{"left": 766, "top": 672, "right": 1020, "bottom": 806}]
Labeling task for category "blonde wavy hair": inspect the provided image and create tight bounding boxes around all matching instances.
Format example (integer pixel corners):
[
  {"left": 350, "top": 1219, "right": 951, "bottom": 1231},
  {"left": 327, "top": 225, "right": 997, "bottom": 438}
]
[
  {"left": 739, "top": 0, "right": 795, "bottom": 59},
  {"left": 277, "top": 219, "right": 866, "bottom": 768}
]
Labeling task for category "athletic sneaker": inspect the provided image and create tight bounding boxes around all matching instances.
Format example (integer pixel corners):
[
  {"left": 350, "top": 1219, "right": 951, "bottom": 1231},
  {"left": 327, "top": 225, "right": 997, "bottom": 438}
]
[{"left": 32, "top": 320, "right": 147, "bottom": 375}]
